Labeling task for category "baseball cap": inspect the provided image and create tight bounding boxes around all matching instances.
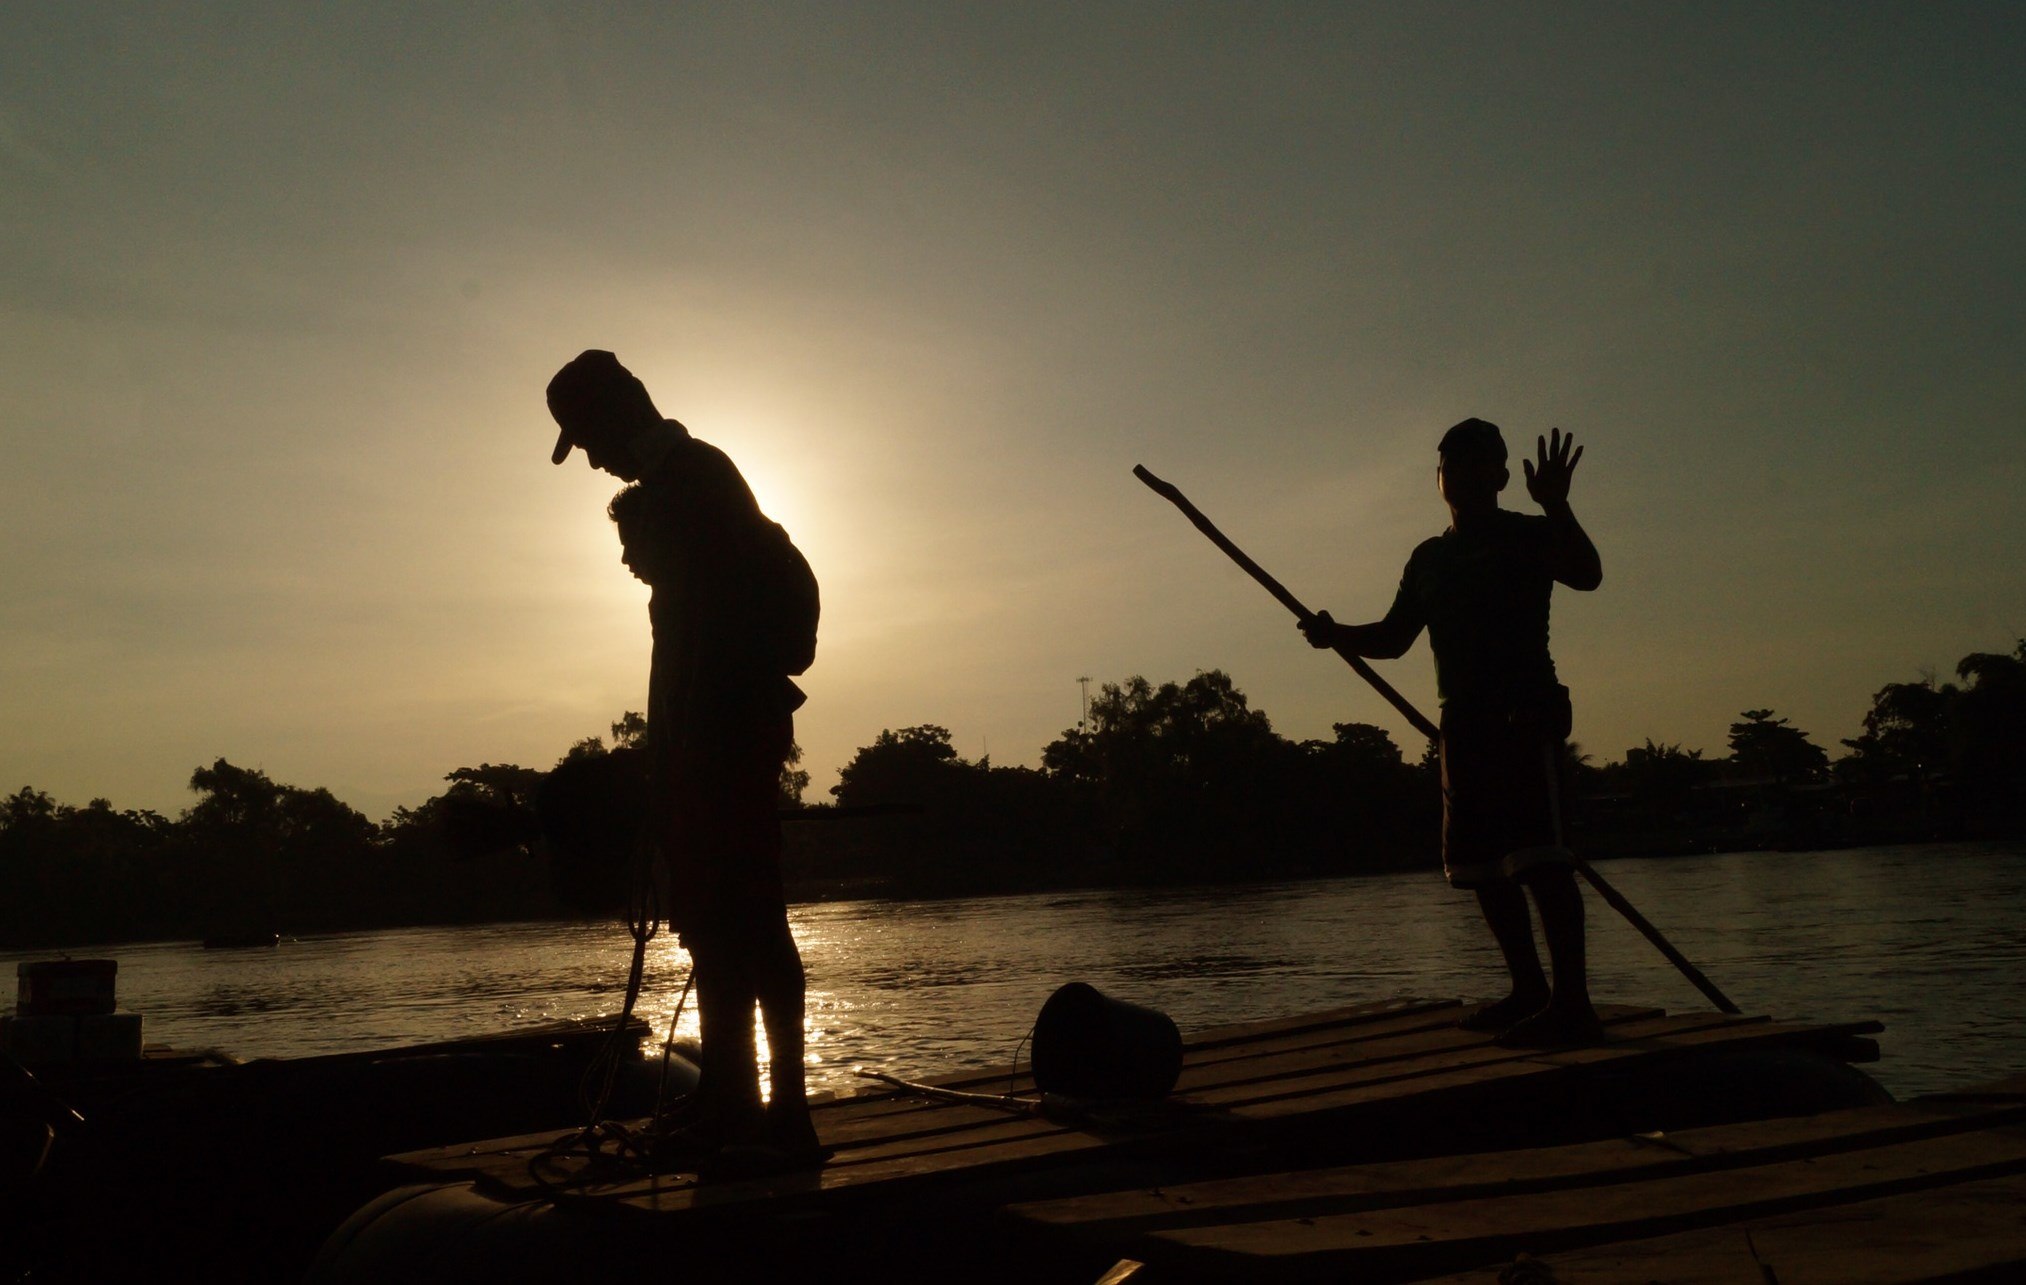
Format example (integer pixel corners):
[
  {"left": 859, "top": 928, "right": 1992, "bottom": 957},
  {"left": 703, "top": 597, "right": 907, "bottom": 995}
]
[
  {"left": 545, "top": 350, "right": 650, "bottom": 465},
  {"left": 1437, "top": 417, "right": 1506, "bottom": 459}
]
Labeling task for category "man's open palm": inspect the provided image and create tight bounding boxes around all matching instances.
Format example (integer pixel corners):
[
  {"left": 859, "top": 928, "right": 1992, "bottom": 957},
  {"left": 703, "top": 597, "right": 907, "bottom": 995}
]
[{"left": 1523, "top": 427, "right": 1583, "bottom": 508}]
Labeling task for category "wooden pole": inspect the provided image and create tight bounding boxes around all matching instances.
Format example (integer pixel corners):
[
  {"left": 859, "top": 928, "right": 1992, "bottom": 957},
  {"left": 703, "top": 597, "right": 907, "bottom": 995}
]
[
  {"left": 1567, "top": 863, "right": 1740, "bottom": 1013},
  {"left": 856, "top": 1069, "right": 1040, "bottom": 1114},
  {"left": 1133, "top": 463, "right": 1742, "bottom": 1015},
  {"left": 1132, "top": 466, "right": 1437, "bottom": 741}
]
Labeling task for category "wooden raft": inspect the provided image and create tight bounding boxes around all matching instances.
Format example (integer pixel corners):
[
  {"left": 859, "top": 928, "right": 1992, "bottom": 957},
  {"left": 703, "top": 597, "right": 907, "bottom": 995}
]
[
  {"left": 1013, "top": 1077, "right": 2026, "bottom": 1282},
  {"left": 383, "top": 997, "right": 1882, "bottom": 1229}
]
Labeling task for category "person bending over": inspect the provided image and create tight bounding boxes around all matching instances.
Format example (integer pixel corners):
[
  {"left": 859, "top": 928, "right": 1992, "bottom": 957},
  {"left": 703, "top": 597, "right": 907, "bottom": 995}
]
[{"left": 548, "top": 349, "right": 822, "bottom": 1170}]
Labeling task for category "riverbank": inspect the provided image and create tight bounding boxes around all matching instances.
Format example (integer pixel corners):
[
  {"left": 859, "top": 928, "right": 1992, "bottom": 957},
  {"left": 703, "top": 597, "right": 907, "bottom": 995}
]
[{"left": 12, "top": 820, "right": 2014, "bottom": 954}]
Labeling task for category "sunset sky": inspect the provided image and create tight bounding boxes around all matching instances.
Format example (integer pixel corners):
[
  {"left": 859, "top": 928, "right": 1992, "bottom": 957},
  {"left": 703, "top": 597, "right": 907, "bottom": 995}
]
[{"left": 4, "top": 3, "right": 2021, "bottom": 821}]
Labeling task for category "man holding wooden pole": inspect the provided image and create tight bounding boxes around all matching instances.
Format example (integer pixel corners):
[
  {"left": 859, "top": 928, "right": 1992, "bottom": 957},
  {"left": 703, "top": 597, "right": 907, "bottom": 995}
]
[{"left": 1301, "top": 419, "right": 1605, "bottom": 1046}]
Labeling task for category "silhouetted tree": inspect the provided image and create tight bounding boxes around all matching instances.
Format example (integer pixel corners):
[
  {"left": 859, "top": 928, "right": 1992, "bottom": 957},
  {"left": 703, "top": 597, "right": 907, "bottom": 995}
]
[
  {"left": 1044, "top": 671, "right": 1308, "bottom": 873},
  {"left": 1327, "top": 722, "right": 1405, "bottom": 770},
  {"left": 610, "top": 711, "right": 648, "bottom": 749},
  {"left": 1840, "top": 679, "right": 1954, "bottom": 785},
  {"left": 1951, "top": 641, "right": 2026, "bottom": 823},
  {"left": 443, "top": 762, "right": 544, "bottom": 807},
  {"left": 832, "top": 725, "right": 964, "bottom": 809},
  {"left": 1727, "top": 709, "right": 1829, "bottom": 785},
  {"left": 0, "top": 790, "right": 176, "bottom": 945},
  {"left": 3, "top": 786, "right": 58, "bottom": 829},
  {"left": 779, "top": 741, "right": 811, "bottom": 807},
  {"left": 1300, "top": 722, "right": 1421, "bottom": 808},
  {"left": 1280, "top": 721, "right": 1433, "bottom": 870},
  {"left": 1621, "top": 740, "right": 1715, "bottom": 822},
  {"left": 179, "top": 759, "right": 378, "bottom": 933}
]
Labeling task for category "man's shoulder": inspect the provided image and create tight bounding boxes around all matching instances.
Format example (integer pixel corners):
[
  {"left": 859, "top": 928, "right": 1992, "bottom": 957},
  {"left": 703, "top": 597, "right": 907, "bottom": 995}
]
[
  {"left": 644, "top": 434, "right": 736, "bottom": 481},
  {"left": 1408, "top": 510, "right": 1547, "bottom": 568},
  {"left": 642, "top": 436, "right": 756, "bottom": 511},
  {"left": 1471, "top": 507, "right": 1553, "bottom": 544},
  {"left": 1406, "top": 525, "right": 1460, "bottom": 566},
  {"left": 1498, "top": 507, "right": 1556, "bottom": 552}
]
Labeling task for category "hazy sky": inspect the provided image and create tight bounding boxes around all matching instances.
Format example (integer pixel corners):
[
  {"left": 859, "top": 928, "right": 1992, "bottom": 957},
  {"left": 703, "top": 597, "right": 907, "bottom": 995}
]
[{"left": 4, "top": 3, "right": 2022, "bottom": 821}]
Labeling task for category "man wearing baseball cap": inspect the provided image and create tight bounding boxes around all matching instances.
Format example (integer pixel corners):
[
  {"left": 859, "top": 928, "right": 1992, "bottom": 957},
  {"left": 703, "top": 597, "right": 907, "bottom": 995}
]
[{"left": 547, "top": 350, "right": 823, "bottom": 1172}]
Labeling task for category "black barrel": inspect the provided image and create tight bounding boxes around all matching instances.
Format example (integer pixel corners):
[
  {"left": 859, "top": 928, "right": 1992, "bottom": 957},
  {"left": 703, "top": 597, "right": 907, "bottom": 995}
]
[{"left": 1030, "top": 982, "right": 1183, "bottom": 1100}]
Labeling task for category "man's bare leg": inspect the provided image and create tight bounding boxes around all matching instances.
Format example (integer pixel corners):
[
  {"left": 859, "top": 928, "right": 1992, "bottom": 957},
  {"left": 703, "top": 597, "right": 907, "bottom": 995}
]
[
  {"left": 1497, "top": 867, "right": 1604, "bottom": 1046},
  {"left": 683, "top": 937, "right": 764, "bottom": 1141},
  {"left": 754, "top": 917, "right": 819, "bottom": 1153},
  {"left": 693, "top": 918, "right": 828, "bottom": 1178},
  {"left": 1459, "top": 880, "right": 1551, "bottom": 1032}
]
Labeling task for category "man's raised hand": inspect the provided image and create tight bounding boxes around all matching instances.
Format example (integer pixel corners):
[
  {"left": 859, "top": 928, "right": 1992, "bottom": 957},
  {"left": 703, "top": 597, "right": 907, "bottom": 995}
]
[
  {"left": 1523, "top": 427, "right": 1583, "bottom": 510},
  {"left": 1300, "top": 610, "right": 1339, "bottom": 650}
]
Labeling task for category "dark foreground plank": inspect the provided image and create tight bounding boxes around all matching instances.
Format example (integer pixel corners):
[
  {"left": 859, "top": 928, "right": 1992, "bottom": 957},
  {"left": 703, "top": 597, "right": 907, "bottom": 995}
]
[
  {"left": 1129, "top": 1127, "right": 2026, "bottom": 1279},
  {"left": 1014, "top": 1087, "right": 2026, "bottom": 1281},
  {"left": 1006, "top": 1090, "right": 2026, "bottom": 1239},
  {"left": 1411, "top": 1172, "right": 2026, "bottom": 1284}
]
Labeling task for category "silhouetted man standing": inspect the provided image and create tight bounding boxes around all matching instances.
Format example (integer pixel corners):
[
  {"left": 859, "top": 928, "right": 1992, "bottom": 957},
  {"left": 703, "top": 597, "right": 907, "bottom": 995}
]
[
  {"left": 546, "top": 350, "right": 822, "bottom": 1170},
  {"left": 1303, "top": 419, "right": 1604, "bottom": 1046}
]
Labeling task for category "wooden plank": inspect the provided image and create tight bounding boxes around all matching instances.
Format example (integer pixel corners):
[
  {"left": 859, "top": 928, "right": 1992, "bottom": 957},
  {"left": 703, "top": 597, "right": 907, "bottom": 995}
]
[
  {"left": 1227, "top": 1016, "right": 1878, "bottom": 1122},
  {"left": 822, "top": 1003, "right": 1733, "bottom": 1157},
  {"left": 844, "top": 997, "right": 1459, "bottom": 1104},
  {"left": 835, "top": 996, "right": 1661, "bottom": 1126},
  {"left": 1131, "top": 1125, "right": 2026, "bottom": 1279},
  {"left": 1183, "top": 1011, "right": 1757, "bottom": 1120},
  {"left": 1410, "top": 1172, "right": 2026, "bottom": 1285},
  {"left": 1006, "top": 1095, "right": 2026, "bottom": 1238},
  {"left": 836, "top": 998, "right": 1476, "bottom": 1123},
  {"left": 1170, "top": 1006, "right": 1677, "bottom": 1102},
  {"left": 459, "top": 1122, "right": 1114, "bottom": 1218},
  {"left": 1183, "top": 997, "right": 1462, "bottom": 1049}
]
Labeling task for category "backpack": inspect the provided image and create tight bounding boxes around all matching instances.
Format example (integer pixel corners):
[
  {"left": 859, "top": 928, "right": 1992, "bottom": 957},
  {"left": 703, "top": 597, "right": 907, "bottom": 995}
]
[{"left": 750, "top": 520, "right": 819, "bottom": 677}]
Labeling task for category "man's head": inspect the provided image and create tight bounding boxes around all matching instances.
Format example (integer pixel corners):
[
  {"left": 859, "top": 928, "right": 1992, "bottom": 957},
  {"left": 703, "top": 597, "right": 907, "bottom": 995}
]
[
  {"left": 546, "top": 350, "right": 666, "bottom": 478},
  {"left": 607, "top": 483, "right": 671, "bottom": 585},
  {"left": 1436, "top": 417, "right": 1509, "bottom": 515}
]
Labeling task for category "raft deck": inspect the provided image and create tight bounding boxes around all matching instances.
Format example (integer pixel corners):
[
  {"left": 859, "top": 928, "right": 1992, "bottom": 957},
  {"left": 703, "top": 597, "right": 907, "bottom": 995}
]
[{"left": 381, "top": 998, "right": 1894, "bottom": 1265}]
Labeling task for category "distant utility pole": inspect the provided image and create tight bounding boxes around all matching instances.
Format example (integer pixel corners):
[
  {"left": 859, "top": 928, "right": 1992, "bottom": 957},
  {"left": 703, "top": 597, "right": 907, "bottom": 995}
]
[{"left": 1077, "top": 675, "right": 1092, "bottom": 732}]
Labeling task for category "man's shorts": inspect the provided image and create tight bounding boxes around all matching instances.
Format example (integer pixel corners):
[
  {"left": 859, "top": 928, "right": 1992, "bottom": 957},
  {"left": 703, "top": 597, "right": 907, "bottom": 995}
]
[
  {"left": 1439, "top": 692, "right": 1570, "bottom": 890},
  {"left": 658, "top": 717, "right": 793, "bottom": 940}
]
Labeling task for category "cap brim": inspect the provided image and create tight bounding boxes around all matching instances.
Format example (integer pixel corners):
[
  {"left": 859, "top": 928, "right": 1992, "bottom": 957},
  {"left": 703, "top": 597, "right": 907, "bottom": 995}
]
[{"left": 550, "top": 429, "right": 573, "bottom": 465}]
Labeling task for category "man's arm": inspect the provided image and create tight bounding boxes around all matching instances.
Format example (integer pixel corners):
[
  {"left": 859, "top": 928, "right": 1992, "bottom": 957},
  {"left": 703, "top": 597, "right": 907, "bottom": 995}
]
[
  {"left": 1301, "top": 610, "right": 1419, "bottom": 659},
  {"left": 1299, "top": 556, "right": 1425, "bottom": 659},
  {"left": 1524, "top": 428, "right": 1602, "bottom": 591}
]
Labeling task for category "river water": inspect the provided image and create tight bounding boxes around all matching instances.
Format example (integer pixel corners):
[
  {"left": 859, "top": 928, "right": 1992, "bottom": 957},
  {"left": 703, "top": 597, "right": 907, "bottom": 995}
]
[{"left": 9, "top": 842, "right": 2024, "bottom": 1100}]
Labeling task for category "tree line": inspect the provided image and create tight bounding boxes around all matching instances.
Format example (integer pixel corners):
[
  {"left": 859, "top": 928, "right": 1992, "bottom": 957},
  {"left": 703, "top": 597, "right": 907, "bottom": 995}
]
[{"left": 4, "top": 642, "right": 2022, "bottom": 947}]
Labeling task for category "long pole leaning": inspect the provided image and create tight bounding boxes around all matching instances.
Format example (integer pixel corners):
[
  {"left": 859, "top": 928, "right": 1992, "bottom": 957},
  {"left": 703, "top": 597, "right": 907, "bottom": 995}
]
[{"left": 1132, "top": 464, "right": 1741, "bottom": 1016}]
